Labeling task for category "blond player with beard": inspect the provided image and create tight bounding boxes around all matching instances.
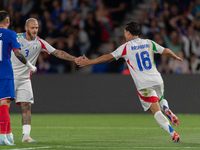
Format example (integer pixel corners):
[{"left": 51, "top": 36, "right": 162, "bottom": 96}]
[{"left": 11, "top": 18, "right": 78, "bottom": 142}]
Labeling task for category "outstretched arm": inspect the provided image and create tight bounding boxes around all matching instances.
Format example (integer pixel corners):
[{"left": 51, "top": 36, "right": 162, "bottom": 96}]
[
  {"left": 14, "top": 49, "right": 37, "bottom": 73},
  {"left": 51, "top": 49, "right": 77, "bottom": 62},
  {"left": 162, "top": 48, "right": 182, "bottom": 62},
  {"left": 77, "top": 54, "right": 115, "bottom": 67}
]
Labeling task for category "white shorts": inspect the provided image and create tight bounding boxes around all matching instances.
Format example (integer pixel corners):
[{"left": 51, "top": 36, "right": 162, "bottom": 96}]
[
  {"left": 14, "top": 79, "right": 34, "bottom": 105},
  {"left": 137, "top": 84, "right": 164, "bottom": 111}
]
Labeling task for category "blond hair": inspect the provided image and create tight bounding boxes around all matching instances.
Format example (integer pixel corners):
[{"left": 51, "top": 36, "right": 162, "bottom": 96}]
[{"left": 25, "top": 18, "right": 38, "bottom": 26}]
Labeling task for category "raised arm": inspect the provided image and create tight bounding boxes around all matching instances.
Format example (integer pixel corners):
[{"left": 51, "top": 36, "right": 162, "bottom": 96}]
[
  {"left": 77, "top": 54, "right": 115, "bottom": 67},
  {"left": 162, "top": 48, "right": 182, "bottom": 62},
  {"left": 13, "top": 49, "right": 37, "bottom": 73},
  {"left": 51, "top": 49, "right": 77, "bottom": 62}
]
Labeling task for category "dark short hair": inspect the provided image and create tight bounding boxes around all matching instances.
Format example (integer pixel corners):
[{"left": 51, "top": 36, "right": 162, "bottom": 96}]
[
  {"left": 125, "top": 21, "right": 140, "bottom": 36},
  {"left": 0, "top": 10, "right": 9, "bottom": 23}
]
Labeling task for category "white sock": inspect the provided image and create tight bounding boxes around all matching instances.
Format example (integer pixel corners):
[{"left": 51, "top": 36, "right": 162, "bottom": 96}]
[
  {"left": 154, "top": 111, "right": 174, "bottom": 136},
  {"left": 0, "top": 134, "right": 6, "bottom": 138},
  {"left": 23, "top": 125, "right": 31, "bottom": 135},
  {"left": 159, "top": 99, "right": 169, "bottom": 111},
  {"left": 7, "top": 133, "right": 13, "bottom": 137}
]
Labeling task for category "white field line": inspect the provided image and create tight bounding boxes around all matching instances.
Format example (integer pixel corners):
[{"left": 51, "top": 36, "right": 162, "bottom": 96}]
[
  {"left": 11, "top": 126, "right": 200, "bottom": 130},
  {"left": 4, "top": 145, "right": 200, "bottom": 150},
  {"left": 3, "top": 146, "right": 51, "bottom": 150}
]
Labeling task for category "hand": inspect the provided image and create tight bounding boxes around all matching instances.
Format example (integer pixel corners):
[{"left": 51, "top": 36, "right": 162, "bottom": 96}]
[
  {"left": 173, "top": 56, "right": 182, "bottom": 62},
  {"left": 76, "top": 55, "right": 90, "bottom": 67},
  {"left": 32, "top": 66, "right": 37, "bottom": 74},
  {"left": 176, "top": 57, "right": 182, "bottom": 62},
  {"left": 74, "top": 56, "right": 83, "bottom": 65}
]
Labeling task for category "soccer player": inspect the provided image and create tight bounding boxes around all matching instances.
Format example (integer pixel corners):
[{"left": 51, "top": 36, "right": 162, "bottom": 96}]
[
  {"left": 77, "top": 22, "right": 181, "bottom": 142},
  {"left": 0, "top": 11, "right": 37, "bottom": 145},
  {"left": 11, "top": 18, "right": 78, "bottom": 142}
]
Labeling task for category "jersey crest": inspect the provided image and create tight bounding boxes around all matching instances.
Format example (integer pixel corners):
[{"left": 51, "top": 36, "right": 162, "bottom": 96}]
[{"left": 33, "top": 43, "right": 37, "bottom": 50}]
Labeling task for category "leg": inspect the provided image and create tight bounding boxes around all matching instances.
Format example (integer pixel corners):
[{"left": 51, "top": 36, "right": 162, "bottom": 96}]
[
  {"left": 21, "top": 102, "right": 31, "bottom": 125},
  {"left": 157, "top": 84, "right": 179, "bottom": 126},
  {"left": 21, "top": 102, "right": 36, "bottom": 142},
  {"left": 0, "top": 99, "right": 15, "bottom": 145},
  {"left": 149, "top": 102, "right": 180, "bottom": 142},
  {"left": 159, "top": 99, "right": 179, "bottom": 126}
]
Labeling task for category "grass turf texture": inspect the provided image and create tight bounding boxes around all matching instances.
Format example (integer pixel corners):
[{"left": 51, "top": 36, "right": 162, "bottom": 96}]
[{"left": 1, "top": 114, "right": 200, "bottom": 150}]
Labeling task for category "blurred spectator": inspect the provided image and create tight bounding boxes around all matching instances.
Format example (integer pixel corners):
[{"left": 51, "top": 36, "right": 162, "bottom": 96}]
[
  {"left": 56, "top": 12, "right": 69, "bottom": 30},
  {"left": 72, "top": 25, "right": 90, "bottom": 56},
  {"left": 169, "top": 5, "right": 180, "bottom": 19},
  {"left": 102, "top": 0, "right": 126, "bottom": 26},
  {"left": 107, "top": 40, "right": 124, "bottom": 73},
  {"left": 192, "top": 16, "right": 200, "bottom": 32},
  {"left": 153, "top": 33, "right": 165, "bottom": 65},
  {"left": 92, "top": 40, "right": 124, "bottom": 73},
  {"left": 157, "top": 54, "right": 171, "bottom": 74},
  {"left": 12, "top": 11, "right": 24, "bottom": 29},
  {"left": 71, "top": 11, "right": 84, "bottom": 27},
  {"left": 190, "top": 52, "right": 200, "bottom": 74},
  {"left": 84, "top": 11, "right": 100, "bottom": 55},
  {"left": 169, "top": 50, "right": 190, "bottom": 74},
  {"left": 36, "top": 52, "right": 51, "bottom": 74},
  {"left": 49, "top": 40, "right": 68, "bottom": 73},
  {"left": 192, "top": 0, "right": 200, "bottom": 16},
  {"left": 147, "top": 19, "right": 160, "bottom": 39},
  {"left": 39, "top": 0, "right": 53, "bottom": 13},
  {"left": 79, "top": 1, "right": 91, "bottom": 19},
  {"left": 65, "top": 33, "right": 81, "bottom": 72},
  {"left": 61, "top": 0, "right": 79, "bottom": 12},
  {"left": 169, "top": 15, "right": 189, "bottom": 35},
  {"left": 51, "top": 0, "right": 63, "bottom": 22},
  {"left": 95, "top": 2, "right": 113, "bottom": 42},
  {"left": 21, "top": 0, "right": 35, "bottom": 17},
  {"left": 162, "top": 30, "right": 183, "bottom": 55},
  {"left": 181, "top": 26, "right": 200, "bottom": 59},
  {"left": 66, "top": 33, "right": 80, "bottom": 57},
  {"left": 148, "top": 0, "right": 160, "bottom": 19},
  {"left": 44, "top": 20, "right": 60, "bottom": 38},
  {"left": 139, "top": 11, "right": 150, "bottom": 36}
]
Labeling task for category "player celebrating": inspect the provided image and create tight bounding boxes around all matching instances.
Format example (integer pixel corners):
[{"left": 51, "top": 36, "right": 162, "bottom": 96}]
[
  {"left": 0, "top": 11, "right": 37, "bottom": 145},
  {"left": 77, "top": 22, "right": 181, "bottom": 142},
  {"left": 11, "top": 18, "right": 78, "bottom": 142}
]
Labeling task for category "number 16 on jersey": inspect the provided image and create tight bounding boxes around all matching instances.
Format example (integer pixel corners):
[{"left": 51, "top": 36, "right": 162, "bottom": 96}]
[{"left": 136, "top": 51, "right": 152, "bottom": 71}]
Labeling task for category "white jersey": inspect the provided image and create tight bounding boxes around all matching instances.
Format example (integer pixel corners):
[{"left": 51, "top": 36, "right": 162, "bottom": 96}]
[
  {"left": 111, "top": 38, "right": 164, "bottom": 90},
  {"left": 11, "top": 33, "right": 56, "bottom": 79}
]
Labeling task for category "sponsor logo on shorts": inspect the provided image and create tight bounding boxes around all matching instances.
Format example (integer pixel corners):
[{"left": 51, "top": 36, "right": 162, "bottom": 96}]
[{"left": 30, "top": 97, "right": 33, "bottom": 101}]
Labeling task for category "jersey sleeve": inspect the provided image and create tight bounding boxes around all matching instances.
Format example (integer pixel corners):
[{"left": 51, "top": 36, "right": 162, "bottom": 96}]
[
  {"left": 111, "top": 44, "right": 127, "bottom": 60},
  {"left": 39, "top": 39, "right": 56, "bottom": 54},
  {"left": 10, "top": 31, "right": 21, "bottom": 51},
  {"left": 150, "top": 40, "right": 165, "bottom": 54}
]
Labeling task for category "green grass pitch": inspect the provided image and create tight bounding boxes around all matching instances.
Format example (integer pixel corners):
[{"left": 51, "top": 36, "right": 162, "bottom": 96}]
[{"left": 1, "top": 113, "right": 200, "bottom": 150}]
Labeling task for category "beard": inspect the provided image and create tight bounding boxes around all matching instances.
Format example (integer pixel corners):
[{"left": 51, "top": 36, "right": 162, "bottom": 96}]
[{"left": 27, "top": 30, "right": 37, "bottom": 40}]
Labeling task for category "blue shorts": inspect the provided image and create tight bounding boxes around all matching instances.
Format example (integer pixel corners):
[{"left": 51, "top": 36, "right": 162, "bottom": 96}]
[{"left": 0, "top": 79, "right": 15, "bottom": 101}]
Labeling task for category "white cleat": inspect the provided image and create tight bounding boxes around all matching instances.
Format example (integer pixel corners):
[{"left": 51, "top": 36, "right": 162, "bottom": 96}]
[
  {"left": 0, "top": 135, "right": 15, "bottom": 145},
  {"left": 22, "top": 134, "right": 37, "bottom": 142},
  {"left": 7, "top": 133, "right": 14, "bottom": 145}
]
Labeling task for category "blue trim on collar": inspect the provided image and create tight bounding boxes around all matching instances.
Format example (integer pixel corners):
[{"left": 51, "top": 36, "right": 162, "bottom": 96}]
[
  {"left": 23, "top": 33, "right": 36, "bottom": 41},
  {"left": 23, "top": 33, "right": 27, "bottom": 40}
]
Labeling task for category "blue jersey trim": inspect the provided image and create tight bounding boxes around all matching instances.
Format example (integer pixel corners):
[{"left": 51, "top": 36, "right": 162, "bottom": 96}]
[{"left": 23, "top": 33, "right": 27, "bottom": 40}]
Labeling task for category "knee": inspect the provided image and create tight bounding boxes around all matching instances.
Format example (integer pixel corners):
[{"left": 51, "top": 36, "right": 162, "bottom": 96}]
[
  {"left": 0, "top": 99, "right": 11, "bottom": 106},
  {"left": 21, "top": 102, "right": 31, "bottom": 113}
]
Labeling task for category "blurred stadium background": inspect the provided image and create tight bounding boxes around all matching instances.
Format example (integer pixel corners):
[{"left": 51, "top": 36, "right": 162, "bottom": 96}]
[{"left": 1, "top": 0, "right": 200, "bottom": 114}]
